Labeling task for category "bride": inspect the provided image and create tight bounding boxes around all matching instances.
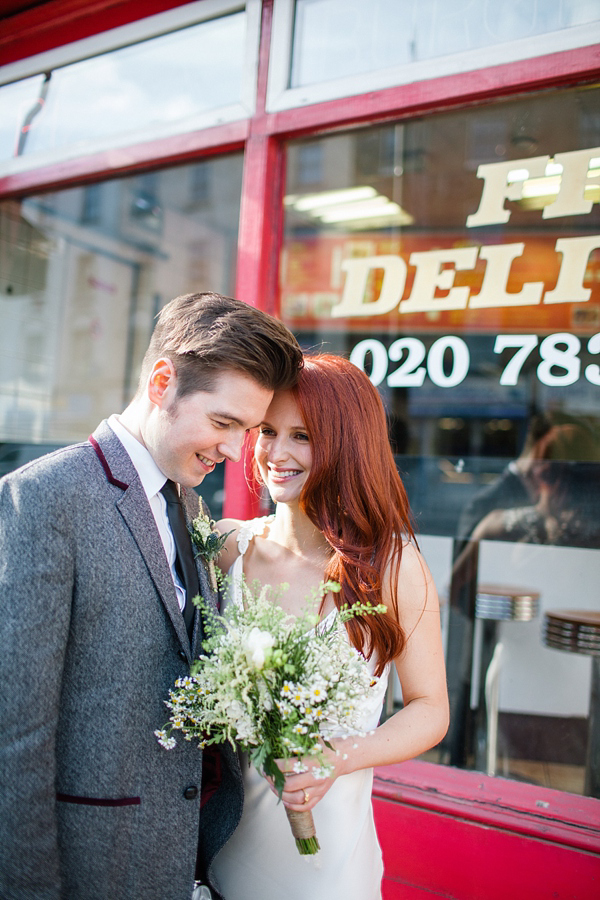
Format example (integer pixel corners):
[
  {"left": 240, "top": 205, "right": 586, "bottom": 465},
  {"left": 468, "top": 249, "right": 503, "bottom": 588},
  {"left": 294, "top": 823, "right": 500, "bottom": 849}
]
[{"left": 211, "top": 354, "right": 449, "bottom": 900}]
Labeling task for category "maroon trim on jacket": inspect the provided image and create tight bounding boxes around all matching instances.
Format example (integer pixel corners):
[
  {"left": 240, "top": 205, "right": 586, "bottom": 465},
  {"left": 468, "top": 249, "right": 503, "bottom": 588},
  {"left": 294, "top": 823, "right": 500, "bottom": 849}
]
[
  {"left": 56, "top": 792, "right": 141, "bottom": 807},
  {"left": 89, "top": 434, "right": 129, "bottom": 490},
  {"left": 200, "top": 747, "right": 223, "bottom": 809}
]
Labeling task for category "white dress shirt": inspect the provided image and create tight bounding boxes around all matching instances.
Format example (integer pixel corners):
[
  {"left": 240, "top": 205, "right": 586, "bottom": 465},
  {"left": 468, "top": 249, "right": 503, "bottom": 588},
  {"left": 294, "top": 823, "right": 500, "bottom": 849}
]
[{"left": 108, "top": 414, "right": 186, "bottom": 612}]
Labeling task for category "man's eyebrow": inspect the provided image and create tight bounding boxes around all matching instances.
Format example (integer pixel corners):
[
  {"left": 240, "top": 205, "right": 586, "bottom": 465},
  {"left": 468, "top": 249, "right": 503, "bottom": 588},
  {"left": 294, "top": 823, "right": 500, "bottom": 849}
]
[{"left": 212, "top": 410, "right": 261, "bottom": 429}]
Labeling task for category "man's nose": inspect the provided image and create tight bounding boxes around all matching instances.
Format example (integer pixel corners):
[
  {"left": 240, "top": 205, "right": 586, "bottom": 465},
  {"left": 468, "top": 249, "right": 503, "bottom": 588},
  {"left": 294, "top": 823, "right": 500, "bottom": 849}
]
[{"left": 218, "top": 431, "right": 245, "bottom": 463}]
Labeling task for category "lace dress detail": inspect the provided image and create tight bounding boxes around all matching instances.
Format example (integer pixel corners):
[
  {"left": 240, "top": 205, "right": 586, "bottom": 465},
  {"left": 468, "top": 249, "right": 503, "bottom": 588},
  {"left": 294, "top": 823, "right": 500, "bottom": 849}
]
[{"left": 212, "top": 517, "right": 387, "bottom": 900}]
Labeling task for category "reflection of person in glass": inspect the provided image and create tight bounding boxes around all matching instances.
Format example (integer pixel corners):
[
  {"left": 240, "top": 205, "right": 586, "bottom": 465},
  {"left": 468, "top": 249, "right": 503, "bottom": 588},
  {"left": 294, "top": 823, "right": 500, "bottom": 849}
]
[
  {"left": 460, "top": 415, "right": 600, "bottom": 550},
  {"left": 212, "top": 355, "right": 449, "bottom": 900},
  {"left": 456, "top": 414, "right": 552, "bottom": 544}
]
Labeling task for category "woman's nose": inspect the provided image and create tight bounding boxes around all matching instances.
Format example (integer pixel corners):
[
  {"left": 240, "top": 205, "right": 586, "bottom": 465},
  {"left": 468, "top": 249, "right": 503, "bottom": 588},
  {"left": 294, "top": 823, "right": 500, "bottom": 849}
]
[{"left": 268, "top": 435, "right": 290, "bottom": 463}]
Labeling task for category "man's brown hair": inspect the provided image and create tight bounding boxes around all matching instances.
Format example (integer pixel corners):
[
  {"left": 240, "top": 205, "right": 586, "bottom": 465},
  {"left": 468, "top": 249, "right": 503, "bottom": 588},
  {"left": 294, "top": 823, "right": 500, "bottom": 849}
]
[{"left": 138, "top": 292, "right": 303, "bottom": 397}]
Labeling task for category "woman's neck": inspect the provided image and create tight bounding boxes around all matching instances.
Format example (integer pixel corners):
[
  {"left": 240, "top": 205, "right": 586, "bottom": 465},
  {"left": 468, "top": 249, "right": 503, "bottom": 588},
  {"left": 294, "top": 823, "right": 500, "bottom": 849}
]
[{"left": 268, "top": 502, "right": 331, "bottom": 565}]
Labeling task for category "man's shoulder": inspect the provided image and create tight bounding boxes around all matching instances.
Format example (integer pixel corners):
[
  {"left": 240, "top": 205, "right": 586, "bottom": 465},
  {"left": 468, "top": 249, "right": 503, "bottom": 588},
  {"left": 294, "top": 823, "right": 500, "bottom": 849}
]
[{"left": 2, "top": 440, "right": 95, "bottom": 486}]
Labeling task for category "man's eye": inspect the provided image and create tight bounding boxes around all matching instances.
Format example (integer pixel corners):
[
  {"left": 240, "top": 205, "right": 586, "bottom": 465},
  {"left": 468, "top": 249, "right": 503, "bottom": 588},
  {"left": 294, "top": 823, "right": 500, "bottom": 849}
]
[{"left": 214, "top": 421, "right": 230, "bottom": 429}]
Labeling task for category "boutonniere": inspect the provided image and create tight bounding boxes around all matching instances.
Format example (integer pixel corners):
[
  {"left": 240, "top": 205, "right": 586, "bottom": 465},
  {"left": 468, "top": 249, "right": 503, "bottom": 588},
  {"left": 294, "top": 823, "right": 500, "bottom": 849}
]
[{"left": 189, "top": 504, "right": 233, "bottom": 593}]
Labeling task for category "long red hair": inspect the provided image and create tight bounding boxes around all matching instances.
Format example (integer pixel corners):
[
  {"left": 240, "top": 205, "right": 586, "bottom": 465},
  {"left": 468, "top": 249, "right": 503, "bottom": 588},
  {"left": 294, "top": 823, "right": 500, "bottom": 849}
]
[{"left": 293, "top": 354, "right": 416, "bottom": 674}]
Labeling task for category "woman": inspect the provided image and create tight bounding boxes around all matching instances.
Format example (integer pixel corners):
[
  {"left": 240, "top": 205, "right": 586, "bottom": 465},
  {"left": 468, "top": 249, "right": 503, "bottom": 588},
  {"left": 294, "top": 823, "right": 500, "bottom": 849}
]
[{"left": 211, "top": 354, "right": 449, "bottom": 900}]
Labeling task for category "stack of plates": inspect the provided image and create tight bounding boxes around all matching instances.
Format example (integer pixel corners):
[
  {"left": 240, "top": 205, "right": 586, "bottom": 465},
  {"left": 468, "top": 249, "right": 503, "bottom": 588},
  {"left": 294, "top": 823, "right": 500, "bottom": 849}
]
[
  {"left": 543, "top": 610, "right": 600, "bottom": 657},
  {"left": 475, "top": 584, "right": 539, "bottom": 621}
]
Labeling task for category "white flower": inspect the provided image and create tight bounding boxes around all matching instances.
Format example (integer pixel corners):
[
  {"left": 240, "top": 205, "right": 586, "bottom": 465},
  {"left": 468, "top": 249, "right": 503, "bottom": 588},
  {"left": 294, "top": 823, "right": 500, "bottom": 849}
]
[
  {"left": 280, "top": 681, "right": 295, "bottom": 697},
  {"left": 194, "top": 514, "right": 213, "bottom": 541},
  {"left": 243, "top": 626, "right": 275, "bottom": 669},
  {"left": 275, "top": 700, "right": 292, "bottom": 717},
  {"left": 154, "top": 730, "right": 177, "bottom": 750},
  {"left": 290, "top": 686, "right": 307, "bottom": 707},
  {"left": 309, "top": 684, "right": 328, "bottom": 703},
  {"left": 226, "top": 699, "right": 246, "bottom": 721}
]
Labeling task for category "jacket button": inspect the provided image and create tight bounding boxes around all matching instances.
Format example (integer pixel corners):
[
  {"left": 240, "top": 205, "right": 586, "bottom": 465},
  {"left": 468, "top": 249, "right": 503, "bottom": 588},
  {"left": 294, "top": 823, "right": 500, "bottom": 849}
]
[
  {"left": 183, "top": 786, "right": 199, "bottom": 800},
  {"left": 178, "top": 649, "right": 187, "bottom": 661}
]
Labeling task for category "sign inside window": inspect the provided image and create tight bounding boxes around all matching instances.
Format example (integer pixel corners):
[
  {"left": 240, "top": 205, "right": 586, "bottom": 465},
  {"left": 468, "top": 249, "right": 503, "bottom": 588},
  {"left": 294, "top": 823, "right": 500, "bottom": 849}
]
[{"left": 280, "top": 146, "right": 600, "bottom": 344}]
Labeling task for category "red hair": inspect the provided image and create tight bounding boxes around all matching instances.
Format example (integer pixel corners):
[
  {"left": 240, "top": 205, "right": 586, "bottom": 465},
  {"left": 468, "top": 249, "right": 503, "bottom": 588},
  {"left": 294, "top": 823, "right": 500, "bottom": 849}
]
[{"left": 293, "top": 354, "right": 416, "bottom": 674}]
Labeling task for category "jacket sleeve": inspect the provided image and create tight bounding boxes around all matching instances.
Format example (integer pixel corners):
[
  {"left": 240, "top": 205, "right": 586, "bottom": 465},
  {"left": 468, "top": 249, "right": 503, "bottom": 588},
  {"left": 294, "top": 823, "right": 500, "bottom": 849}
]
[{"left": 0, "top": 469, "right": 74, "bottom": 899}]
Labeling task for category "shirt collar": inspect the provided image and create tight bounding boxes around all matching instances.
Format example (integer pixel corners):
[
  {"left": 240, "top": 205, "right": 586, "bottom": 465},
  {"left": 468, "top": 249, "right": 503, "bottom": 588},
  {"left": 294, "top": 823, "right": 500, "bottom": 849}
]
[{"left": 108, "top": 414, "right": 167, "bottom": 501}]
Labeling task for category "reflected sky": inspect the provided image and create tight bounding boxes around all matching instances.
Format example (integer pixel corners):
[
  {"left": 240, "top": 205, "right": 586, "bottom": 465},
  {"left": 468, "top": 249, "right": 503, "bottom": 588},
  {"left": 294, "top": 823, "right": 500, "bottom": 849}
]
[
  {"left": 291, "top": 0, "right": 600, "bottom": 86},
  {"left": 0, "top": 11, "right": 246, "bottom": 161}
]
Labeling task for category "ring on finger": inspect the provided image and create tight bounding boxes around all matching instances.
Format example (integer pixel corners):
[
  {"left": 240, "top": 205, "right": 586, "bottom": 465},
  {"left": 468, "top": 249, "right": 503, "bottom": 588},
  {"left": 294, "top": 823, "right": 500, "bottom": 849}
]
[{"left": 302, "top": 789, "right": 310, "bottom": 804}]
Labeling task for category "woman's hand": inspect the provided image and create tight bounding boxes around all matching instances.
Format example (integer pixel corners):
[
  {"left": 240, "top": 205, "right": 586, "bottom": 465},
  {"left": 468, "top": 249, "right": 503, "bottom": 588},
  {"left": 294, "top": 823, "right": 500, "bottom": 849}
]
[{"left": 266, "top": 741, "right": 351, "bottom": 812}]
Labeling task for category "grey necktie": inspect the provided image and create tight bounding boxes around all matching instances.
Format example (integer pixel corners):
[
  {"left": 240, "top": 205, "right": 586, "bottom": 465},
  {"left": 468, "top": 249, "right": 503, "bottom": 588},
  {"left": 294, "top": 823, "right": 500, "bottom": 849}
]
[{"left": 160, "top": 479, "right": 199, "bottom": 641}]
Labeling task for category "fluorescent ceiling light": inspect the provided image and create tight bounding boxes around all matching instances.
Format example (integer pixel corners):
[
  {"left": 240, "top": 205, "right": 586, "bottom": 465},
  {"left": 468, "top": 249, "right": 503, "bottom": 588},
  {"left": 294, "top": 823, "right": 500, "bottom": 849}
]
[
  {"left": 315, "top": 196, "right": 393, "bottom": 220},
  {"left": 507, "top": 168, "right": 530, "bottom": 183},
  {"left": 506, "top": 156, "right": 600, "bottom": 210},
  {"left": 342, "top": 212, "right": 414, "bottom": 230},
  {"left": 319, "top": 200, "right": 413, "bottom": 224},
  {"left": 521, "top": 175, "right": 561, "bottom": 198},
  {"left": 291, "top": 186, "right": 377, "bottom": 211},
  {"left": 284, "top": 186, "right": 413, "bottom": 227}
]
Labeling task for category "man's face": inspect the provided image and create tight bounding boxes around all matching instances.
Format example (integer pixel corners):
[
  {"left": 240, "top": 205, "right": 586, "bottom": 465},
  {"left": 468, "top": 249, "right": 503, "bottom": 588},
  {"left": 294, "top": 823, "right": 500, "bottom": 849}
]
[{"left": 144, "top": 366, "right": 273, "bottom": 487}]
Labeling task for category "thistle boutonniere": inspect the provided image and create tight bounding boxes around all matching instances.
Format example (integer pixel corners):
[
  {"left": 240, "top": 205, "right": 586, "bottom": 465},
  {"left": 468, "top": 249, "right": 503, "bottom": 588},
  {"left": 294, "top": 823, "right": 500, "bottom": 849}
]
[{"left": 189, "top": 504, "right": 233, "bottom": 593}]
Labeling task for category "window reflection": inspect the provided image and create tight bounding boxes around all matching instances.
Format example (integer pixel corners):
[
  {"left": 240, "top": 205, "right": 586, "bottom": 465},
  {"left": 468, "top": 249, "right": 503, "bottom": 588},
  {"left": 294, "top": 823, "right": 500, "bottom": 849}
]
[
  {"left": 280, "top": 85, "right": 600, "bottom": 796},
  {"left": 0, "top": 154, "right": 243, "bottom": 515},
  {"left": 291, "top": 0, "right": 600, "bottom": 87},
  {"left": 0, "top": 11, "right": 246, "bottom": 163}
]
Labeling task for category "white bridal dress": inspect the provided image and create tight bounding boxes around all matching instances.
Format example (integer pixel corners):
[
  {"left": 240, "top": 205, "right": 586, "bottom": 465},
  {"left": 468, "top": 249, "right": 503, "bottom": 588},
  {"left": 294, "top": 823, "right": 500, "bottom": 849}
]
[{"left": 212, "top": 519, "right": 389, "bottom": 900}]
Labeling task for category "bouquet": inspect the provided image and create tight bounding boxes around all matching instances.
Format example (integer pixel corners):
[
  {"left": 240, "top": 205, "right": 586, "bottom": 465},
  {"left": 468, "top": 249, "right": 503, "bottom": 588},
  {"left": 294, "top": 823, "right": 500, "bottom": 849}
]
[{"left": 156, "top": 577, "right": 384, "bottom": 854}]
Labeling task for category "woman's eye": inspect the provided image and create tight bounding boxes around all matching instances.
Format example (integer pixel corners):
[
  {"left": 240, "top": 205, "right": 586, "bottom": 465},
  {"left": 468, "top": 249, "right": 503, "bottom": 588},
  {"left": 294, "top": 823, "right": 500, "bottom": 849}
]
[
  {"left": 295, "top": 432, "right": 309, "bottom": 441},
  {"left": 259, "top": 427, "right": 274, "bottom": 436}
]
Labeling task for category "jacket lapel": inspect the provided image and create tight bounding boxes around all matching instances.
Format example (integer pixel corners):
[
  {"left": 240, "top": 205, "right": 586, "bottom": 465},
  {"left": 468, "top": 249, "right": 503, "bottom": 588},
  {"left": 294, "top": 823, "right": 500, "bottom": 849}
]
[{"left": 90, "top": 421, "right": 191, "bottom": 658}]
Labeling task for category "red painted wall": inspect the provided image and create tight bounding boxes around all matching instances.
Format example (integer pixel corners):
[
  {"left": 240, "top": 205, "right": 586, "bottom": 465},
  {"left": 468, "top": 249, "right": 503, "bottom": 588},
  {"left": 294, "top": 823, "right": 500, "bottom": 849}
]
[{"left": 373, "top": 762, "right": 600, "bottom": 899}]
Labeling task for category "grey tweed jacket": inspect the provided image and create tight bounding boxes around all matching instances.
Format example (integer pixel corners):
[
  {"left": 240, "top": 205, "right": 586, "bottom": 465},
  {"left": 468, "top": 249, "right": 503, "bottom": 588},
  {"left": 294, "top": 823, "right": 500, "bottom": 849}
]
[{"left": 0, "top": 420, "right": 243, "bottom": 900}]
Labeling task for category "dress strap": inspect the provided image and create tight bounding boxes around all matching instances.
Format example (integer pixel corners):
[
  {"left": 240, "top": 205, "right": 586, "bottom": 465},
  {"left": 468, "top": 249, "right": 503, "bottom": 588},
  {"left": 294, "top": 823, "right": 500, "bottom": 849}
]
[{"left": 236, "top": 516, "right": 273, "bottom": 556}]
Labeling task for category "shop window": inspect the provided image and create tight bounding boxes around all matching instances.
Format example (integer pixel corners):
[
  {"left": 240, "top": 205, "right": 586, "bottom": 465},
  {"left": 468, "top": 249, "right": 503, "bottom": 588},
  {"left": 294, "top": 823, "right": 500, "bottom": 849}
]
[
  {"left": 268, "top": 0, "right": 600, "bottom": 111},
  {"left": 0, "top": 2, "right": 260, "bottom": 174},
  {"left": 0, "top": 153, "right": 243, "bottom": 516},
  {"left": 279, "top": 85, "right": 600, "bottom": 798}
]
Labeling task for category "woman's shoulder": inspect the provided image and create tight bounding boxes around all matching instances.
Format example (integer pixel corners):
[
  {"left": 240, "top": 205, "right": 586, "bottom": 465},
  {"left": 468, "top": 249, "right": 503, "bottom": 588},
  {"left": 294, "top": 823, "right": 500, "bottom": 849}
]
[
  {"left": 215, "top": 515, "right": 273, "bottom": 571},
  {"left": 385, "top": 538, "right": 439, "bottom": 615}
]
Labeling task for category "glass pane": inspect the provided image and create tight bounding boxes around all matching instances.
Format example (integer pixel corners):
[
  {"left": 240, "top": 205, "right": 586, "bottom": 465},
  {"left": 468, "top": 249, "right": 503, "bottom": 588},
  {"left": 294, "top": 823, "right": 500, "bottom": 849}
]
[
  {"left": 0, "top": 153, "right": 243, "bottom": 515},
  {"left": 280, "top": 85, "right": 600, "bottom": 797},
  {"left": 291, "top": 0, "right": 600, "bottom": 86},
  {"left": 0, "top": 75, "right": 46, "bottom": 159},
  {"left": 1, "top": 11, "right": 246, "bottom": 162}
]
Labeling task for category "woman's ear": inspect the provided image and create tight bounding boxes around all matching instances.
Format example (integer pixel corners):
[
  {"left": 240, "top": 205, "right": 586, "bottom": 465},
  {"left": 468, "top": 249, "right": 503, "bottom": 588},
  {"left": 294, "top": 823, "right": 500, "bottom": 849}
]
[{"left": 147, "top": 357, "right": 177, "bottom": 408}]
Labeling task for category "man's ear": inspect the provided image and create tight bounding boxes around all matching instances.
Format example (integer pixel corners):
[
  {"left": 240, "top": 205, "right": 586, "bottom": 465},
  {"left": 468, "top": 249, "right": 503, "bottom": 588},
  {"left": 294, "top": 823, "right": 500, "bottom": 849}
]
[{"left": 147, "top": 358, "right": 177, "bottom": 408}]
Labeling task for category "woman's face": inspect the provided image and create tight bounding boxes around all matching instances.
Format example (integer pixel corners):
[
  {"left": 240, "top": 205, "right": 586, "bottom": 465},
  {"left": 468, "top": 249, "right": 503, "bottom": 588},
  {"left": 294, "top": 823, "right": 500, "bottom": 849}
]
[{"left": 255, "top": 391, "right": 312, "bottom": 505}]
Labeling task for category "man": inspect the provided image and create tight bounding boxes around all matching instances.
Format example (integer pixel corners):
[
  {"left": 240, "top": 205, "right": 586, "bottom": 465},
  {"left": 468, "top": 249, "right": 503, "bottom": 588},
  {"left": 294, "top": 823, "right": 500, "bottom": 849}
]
[{"left": 0, "top": 292, "right": 302, "bottom": 900}]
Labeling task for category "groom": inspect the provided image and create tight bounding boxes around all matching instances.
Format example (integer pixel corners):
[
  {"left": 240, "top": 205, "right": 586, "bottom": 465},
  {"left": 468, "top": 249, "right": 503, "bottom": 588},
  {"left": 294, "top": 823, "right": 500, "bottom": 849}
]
[{"left": 0, "top": 292, "right": 302, "bottom": 900}]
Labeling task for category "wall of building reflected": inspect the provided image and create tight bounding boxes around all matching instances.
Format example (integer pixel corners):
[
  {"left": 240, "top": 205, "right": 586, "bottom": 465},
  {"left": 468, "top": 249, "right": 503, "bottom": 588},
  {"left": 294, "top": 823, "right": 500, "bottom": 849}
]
[{"left": 0, "top": 154, "right": 243, "bottom": 514}]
